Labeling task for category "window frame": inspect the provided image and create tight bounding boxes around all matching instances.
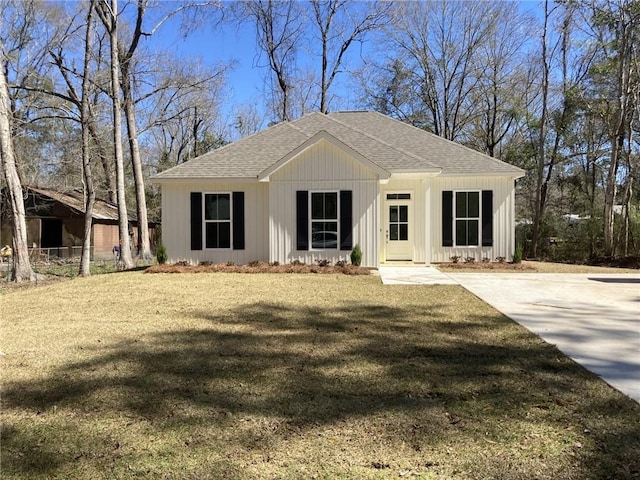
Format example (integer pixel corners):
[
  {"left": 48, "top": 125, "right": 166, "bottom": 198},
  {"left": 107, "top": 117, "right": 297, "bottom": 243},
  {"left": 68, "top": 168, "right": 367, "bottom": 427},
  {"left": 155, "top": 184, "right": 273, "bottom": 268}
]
[
  {"left": 309, "top": 190, "right": 340, "bottom": 251},
  {"left": 203, "top": 192, "right": 233, "bottom": 250},
  {"left": 453, "top": 190, "right": 481, "bottom": 247}
]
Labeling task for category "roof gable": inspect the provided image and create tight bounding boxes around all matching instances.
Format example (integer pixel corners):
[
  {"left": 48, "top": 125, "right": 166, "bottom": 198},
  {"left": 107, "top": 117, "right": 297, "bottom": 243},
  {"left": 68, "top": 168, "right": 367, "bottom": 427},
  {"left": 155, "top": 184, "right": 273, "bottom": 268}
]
[{"left": 258, "top": 130, "right": 390, "bottom": 182}]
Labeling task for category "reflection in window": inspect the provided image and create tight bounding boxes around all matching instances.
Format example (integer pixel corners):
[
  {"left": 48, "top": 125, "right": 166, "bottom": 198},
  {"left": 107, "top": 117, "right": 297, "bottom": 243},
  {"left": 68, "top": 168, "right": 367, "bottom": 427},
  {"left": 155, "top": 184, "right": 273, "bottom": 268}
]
[
  {"left": 311, "top": 192, "right": 338, "bottom": 249},
  {"left": 455, "top": 191, "right": 480, "bottom": 246}
]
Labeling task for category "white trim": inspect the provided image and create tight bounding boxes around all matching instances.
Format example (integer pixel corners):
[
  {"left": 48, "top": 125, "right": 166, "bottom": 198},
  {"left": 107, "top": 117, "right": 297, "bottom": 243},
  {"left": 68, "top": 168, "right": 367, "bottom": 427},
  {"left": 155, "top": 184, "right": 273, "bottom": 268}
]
[
  {"left": 258, "top": 131, "right": 391, "bottom": 182},
  {"left": 383, "top": 190, "right": 414, "bottom": 261},
  {"left": 439, "top": 172, "right": 525, "bottom": 180}
]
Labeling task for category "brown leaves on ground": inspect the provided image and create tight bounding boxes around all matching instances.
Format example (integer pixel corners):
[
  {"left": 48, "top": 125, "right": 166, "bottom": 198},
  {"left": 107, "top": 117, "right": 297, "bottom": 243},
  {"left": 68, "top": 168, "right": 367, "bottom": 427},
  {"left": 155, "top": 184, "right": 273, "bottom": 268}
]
[{"left": 145, "top": 261, "right": 372, "bottom": 275}]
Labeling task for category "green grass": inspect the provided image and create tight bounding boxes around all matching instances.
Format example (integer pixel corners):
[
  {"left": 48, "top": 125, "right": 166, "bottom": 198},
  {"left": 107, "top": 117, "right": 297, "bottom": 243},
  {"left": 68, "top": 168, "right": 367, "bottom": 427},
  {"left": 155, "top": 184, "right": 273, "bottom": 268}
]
[{"left": 1, "top": 272, "right": 639, "bottom": 479}]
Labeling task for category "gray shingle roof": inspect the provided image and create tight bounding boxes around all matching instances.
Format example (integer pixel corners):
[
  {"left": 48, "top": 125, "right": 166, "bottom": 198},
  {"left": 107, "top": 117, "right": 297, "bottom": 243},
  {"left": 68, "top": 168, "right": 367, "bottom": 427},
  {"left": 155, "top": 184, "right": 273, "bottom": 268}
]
[{"left": 152, "top": 111, "right": 524, "bottom": 181}]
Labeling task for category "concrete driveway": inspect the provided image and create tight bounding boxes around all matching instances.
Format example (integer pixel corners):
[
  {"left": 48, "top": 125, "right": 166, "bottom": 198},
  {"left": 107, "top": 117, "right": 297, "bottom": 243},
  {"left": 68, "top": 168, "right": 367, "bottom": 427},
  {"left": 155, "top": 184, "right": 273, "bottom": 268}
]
[{"left": 447, "top": 272, "right": 640, "bottom": 403}]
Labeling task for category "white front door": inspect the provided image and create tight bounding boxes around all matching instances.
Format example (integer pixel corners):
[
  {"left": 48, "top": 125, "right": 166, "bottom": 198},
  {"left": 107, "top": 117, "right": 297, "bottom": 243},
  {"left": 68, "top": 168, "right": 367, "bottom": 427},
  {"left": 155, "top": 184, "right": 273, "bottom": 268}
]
[{"left": 385, "top": 196, "right": 413, "bottom": 261}]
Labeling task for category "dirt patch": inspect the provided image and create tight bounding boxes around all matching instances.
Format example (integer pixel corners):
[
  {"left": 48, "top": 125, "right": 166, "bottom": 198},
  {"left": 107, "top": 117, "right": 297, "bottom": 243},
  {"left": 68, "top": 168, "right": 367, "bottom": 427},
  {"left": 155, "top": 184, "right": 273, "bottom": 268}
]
[{"left": 145, "top": 261, "right": 371, "bottom": 275}]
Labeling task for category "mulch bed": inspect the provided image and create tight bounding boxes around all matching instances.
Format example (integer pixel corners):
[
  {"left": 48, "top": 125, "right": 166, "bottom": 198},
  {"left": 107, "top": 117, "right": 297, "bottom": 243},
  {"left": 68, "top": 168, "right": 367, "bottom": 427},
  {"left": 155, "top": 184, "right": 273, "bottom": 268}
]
[
  {"left": 145, "top": 261, "right": 372, "bottom": 275},
  {"left": 436, "top": 261, "right": 535, "bottom": 271}
]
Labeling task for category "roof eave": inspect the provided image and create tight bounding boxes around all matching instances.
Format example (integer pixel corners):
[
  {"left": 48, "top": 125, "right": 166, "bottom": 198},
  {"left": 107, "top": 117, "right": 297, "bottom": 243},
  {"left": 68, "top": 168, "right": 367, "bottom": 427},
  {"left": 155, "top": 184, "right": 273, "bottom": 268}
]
[{"left": 151, "top": 176, "right": 260, "bottom": 185}]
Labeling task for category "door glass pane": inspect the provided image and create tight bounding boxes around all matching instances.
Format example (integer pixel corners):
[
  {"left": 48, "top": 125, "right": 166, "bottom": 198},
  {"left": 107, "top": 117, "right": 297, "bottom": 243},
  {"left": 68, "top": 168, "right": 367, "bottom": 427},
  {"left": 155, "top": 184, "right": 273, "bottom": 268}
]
[
  {"left": 390, "top": 224, "right": 398, "bottom": 241},
  {"left": 468, "top": 192, "right": 480, "bottom": 218},
  {"left": 390, "top": 206, "right": 398, "bottom": 222},
  {"left": 399, "top": 205, "right": 408, "bottom": 222},
  {"left": 456, "top": 192, "right": 467, "bottom": 218},
  {"left": 399, "top": 224, "right": 408, "bottom": 241}
]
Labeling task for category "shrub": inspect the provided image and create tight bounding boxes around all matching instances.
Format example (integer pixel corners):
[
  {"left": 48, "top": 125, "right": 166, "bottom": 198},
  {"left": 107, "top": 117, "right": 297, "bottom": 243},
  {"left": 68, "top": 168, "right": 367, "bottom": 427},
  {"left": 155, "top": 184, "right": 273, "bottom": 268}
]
[
  {"left": 316, "top": 259, "right": 331, "bottom": 267},
  {"left": 496, "top": 256, "right": 506, "bottom": 263},
  {"left": 450, "top": 255, "right": 461, "bottom": 263},
  {"left": 482, "top": 257, "right": 491, "bottom": 263},
  {"left": 156, "top": 243, "right": 168, "bottom": 264},
  {"left": 465, "top": 257, "right": 476, "bottom": 263},
  {"left": 248, "top": 260, "right": 261, "bottom": 267},
  {"left": 335, "top": 260, "right": 346, "bottom": 267},
  {"left": 269, "top": 261, "right": 280, "bottom": 267},
  {"left": 350, "top": 244, "right": 362, "bottom": 266},
  {"left": 513, "top": 244, "right": 523, "bottom": 264},
  {"left": 291, "top": 259, "right": 304, "bottom": 266}
]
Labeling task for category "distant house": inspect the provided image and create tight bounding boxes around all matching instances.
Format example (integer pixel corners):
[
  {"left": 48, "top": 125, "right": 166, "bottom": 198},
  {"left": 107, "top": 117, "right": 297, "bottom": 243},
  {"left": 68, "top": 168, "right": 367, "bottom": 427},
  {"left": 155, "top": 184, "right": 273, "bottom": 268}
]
[
  {"left": 0, "top": 186, "right": 156, "bottom": 260},
  {"left": 152, "top": 111, "right": 524, "bottom": 267}
]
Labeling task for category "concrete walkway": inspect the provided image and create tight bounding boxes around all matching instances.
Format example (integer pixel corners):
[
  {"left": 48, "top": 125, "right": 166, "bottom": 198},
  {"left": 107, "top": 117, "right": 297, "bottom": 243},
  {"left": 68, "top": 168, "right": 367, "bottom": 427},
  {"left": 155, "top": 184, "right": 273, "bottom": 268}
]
[
  {"left": 378, "top": 265, "right": 457, "bottom": 285},
  {"left": 378, "top": 266, "right": 640, "bottom": 403}
]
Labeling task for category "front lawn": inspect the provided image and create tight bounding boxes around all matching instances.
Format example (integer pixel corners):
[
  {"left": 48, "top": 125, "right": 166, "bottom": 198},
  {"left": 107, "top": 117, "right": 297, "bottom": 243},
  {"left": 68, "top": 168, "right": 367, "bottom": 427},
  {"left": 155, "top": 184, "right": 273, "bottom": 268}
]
[{"left": 1, "top": 272, "right": 638, "bottom": 479}]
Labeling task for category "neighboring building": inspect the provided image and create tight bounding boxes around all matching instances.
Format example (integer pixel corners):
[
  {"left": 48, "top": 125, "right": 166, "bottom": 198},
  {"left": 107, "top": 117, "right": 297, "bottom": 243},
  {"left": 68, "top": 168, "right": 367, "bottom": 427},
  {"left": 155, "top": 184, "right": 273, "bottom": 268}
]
[
  {"left": 152, "top": 111, "right": 525, "bottom": 268},
  {"left": 0, "top": 186, "right": 156, "bottom": 260}
]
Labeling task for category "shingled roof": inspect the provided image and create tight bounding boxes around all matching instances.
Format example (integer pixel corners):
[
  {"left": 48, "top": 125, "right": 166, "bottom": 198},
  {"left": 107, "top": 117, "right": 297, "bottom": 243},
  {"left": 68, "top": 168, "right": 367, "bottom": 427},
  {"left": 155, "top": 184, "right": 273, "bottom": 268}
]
[{"left": 152, "top": 111, "right": 524, "bottom": 181}]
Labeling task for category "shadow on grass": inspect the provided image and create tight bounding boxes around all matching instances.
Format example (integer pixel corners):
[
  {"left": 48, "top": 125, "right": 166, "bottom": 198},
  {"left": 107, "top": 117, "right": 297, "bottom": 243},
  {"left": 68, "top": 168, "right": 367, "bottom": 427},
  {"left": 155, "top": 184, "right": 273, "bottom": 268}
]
[{"left": 3, "top": 300, "right": 640, "bottom": 479}]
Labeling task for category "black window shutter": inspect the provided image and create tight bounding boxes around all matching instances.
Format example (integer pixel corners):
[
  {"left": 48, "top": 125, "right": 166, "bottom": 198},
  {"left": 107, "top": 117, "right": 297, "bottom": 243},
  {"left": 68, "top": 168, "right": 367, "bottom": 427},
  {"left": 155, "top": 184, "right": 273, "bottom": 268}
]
[
  {"left": 296, "top": 191, "right": 308, "bottom": 250},
  {"left": 339, "top": 190, "right": 353, "bottom": 250},
  {"left": 232, "top": 191, "right": 245, "bottom": 250},
  {"left": 190, "top": 192, "right": 203, "bottom": 251},
  {"left": 482, "top": 190, "right": 493, "bottom": 247},
  {"left": 442, "top": 191, "right": 453, "bottom": 247}
]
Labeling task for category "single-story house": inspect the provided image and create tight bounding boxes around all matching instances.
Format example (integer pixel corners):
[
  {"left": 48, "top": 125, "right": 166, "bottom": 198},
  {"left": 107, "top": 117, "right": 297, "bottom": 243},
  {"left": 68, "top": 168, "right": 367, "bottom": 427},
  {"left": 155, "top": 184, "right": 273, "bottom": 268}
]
[
  {"left": 0, "top": 186, "right": 157, "bottom": 260},
  {"left": 152, "top": 111, "right": 525, "bottom": 267}
]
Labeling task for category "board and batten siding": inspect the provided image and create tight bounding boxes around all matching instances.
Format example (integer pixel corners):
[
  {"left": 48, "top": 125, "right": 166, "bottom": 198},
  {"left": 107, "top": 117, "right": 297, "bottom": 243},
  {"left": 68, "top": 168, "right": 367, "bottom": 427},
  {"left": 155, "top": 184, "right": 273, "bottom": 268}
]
[
  {"left": 429, "top": 176, "right": 516, "bottom": 263},
  {"left": 161, "top": 182, "right": 269, "bottom": 264},
  {"left": 268, "top": 139, "right": 380, "bottom": 267}
]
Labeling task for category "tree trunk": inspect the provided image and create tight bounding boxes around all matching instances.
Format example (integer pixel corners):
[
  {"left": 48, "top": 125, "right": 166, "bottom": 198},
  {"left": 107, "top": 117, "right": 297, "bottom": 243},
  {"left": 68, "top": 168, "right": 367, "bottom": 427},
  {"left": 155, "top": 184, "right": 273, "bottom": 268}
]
[
  {"left": 529, "top": 0, "right": 550, "bottom": 259},
  {"left": 98, "top": 0, "right": 134, "bottom": 269},
  {"left": 79, "top": 0, "right": 96, "bottom": 277},
  {"left": 0, "top": 43, "right": 35, "bottom": 282},
  {"left": 121, "top": 73, "right": 152, "bottom": 260}
]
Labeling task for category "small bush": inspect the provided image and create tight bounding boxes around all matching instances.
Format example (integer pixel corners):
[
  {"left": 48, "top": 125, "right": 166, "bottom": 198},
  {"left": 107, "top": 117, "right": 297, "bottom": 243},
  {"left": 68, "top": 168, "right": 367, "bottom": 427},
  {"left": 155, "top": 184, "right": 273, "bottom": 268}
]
[
  {"left": 496, "top": 256, "right": 506, "bottom": 263},
  {"left": 335, "top": 260, "right": 346, "bottom": 267},
  {"left": 316, "top": 259, "right": 331, "bottom": 267},
  {"left": 199, "top": 261, "right": 213, "bottom": 266},
  {"left": 269, "top": 261, "right": 280, "bottom": 267},
  {"left": 465, "top": 257, "right": 476, "bottom": 263},
  {"left": 450, "top": 256, "right": 461, "bottom": 264},
  {"left": 225, "top": 261, "right": 235, "bottom": 267},
  {"left": 513, "top": 244, "right": 523, "bottom": 264},
  {"left": 156, "top": 243, "right": 168, "bottom": 264},
  {"left": 291, "top": 259, "right": 304, "bottom": 266},
  {"left": 482, "top": 257, "right": 491, "bottom": 263},
  {"left": 248, "top": 260, "right": 260, "bottom": 267},
  {"left": 350, "top": 244, "right": 362, "bottom": 266}
]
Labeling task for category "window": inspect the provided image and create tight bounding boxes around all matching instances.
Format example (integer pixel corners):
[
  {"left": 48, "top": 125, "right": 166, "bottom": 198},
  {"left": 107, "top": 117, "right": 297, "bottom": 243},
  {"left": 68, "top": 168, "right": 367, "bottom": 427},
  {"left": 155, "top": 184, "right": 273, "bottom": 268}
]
[
  {"left": 311, "top": 192, "right": 338, "bottom": 249},
  {"left": 386, "top": 193, "right": 411, "bottom": 200},
  {"left": 204, "top": 193, "right": 231, "bottom": 248},
  {"left": 389, "top": 205, "right": 409, "bottom": 240},
  {"left": 455, "top": 191, "right": 479, "bottom": 246}
]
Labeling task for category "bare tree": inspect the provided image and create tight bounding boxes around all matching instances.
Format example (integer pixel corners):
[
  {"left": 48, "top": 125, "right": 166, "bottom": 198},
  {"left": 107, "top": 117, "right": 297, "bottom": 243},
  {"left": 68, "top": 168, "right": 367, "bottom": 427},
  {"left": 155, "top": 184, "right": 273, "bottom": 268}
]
[
  {"left": 96, "top": 0, "right": 135, "bottom": 269},
  {"left": 79, "top": 0, "right": 97, "bottom": 277},
  {"left": 0, "top": 38, "right": 36, "bottom": 282},
  {"left": 310, "top": 0, "right": 390, "bottom": 113},
  {"left": 244, "top": 0, "right": 303, "bottom": 122}
]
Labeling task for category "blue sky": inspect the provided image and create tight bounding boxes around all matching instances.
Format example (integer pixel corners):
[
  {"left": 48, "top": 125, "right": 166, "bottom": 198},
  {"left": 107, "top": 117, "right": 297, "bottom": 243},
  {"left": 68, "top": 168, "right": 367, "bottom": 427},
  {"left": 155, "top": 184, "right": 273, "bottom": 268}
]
[{"left": 144, "top": 1, "right": 545, "bottom": 126}]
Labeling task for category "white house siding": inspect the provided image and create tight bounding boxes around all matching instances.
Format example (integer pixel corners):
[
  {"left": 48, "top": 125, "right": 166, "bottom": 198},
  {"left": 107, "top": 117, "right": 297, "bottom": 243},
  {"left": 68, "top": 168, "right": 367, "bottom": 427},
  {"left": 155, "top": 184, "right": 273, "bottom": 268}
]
[
  {"left": 268, "top": 139, "right": 380, "bottom": 267},
  {"left": 430, "top": 176, "right": 516, "bottom": 263},
  {"left": 380, "top": 178, "right": 428, "bottom": 263},
  {"left": 161, "top": 181, "right": 269, "bottom": 264}
]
